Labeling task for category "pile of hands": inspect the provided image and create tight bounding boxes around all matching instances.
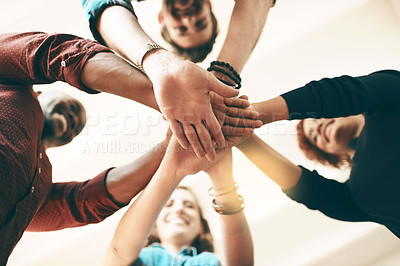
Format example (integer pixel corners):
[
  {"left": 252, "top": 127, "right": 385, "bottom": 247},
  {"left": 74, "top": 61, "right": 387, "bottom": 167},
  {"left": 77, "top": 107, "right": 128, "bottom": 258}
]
[{"left": 147, "top": 57, "right": 262, "bottom": 177}]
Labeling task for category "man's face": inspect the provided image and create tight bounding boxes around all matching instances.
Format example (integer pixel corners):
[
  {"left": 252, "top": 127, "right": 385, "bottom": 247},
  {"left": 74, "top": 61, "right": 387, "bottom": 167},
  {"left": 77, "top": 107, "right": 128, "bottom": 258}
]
[
  {"left": 159, "top": 0, "right": 214, "bottom": 48},
  {"left": 37, "top": 91, "right": 86, "bottom": 148}
]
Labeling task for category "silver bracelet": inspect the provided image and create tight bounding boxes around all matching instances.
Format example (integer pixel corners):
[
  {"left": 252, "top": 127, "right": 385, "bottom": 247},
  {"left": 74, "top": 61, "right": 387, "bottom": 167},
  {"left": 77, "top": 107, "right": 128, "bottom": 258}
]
[{"left": 135, "top": 43, "right": 165, "bottom": 73}]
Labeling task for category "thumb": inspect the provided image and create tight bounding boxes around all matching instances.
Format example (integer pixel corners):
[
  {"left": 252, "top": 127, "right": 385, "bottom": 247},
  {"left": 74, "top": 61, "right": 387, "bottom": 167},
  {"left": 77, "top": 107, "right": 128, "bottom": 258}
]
[{"left": 208, "top": 75, "right": 239, "bottom": 98}]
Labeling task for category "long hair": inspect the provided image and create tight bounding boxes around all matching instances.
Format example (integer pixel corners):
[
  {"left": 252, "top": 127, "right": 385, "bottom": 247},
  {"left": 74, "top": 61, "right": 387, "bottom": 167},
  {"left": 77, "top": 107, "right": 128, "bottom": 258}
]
[
  {"left": 145, "top": 186, "right": 214, "bottom": 253},
  {"left": 296, "top": 120, "right": 352, "bottom": 168}
]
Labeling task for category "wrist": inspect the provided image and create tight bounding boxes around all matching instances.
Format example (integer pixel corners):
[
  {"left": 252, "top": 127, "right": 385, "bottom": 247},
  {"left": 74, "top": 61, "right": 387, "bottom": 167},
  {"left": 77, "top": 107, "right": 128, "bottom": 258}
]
[
  {"left": 135, "top": 43, "right": 166, "bottom": 74},
  {"left": 142, "top": 49, "right": 178, "bottom": 79},
  {"left": 236, "top": 134, "right": 256, "bottom": 151}
]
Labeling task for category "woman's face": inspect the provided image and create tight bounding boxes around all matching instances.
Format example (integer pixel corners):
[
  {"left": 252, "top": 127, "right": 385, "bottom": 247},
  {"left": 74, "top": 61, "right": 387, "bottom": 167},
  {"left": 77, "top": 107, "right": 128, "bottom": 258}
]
[
  {"left": 156, "top": 188, "right": 203, "bottom": 246},
  {"left": 302, "top": 116, "right": 363, "bottom": 156},
  {"left": 159, "top": 0, "right": 213, "bottom": 48}
]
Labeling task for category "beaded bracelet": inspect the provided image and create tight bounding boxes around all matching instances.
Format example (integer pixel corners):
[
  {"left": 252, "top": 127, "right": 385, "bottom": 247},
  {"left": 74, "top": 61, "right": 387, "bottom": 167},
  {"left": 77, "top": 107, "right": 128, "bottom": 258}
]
[
  {"left": 207, "top": 66, "right": 241, "bottom": 89},
  {"left": 210, "top": 61, "right": 241, "bottom": 83},
  {"left": 217, "top": 77, "right": 235, "bottom": 87},
  {"left": 212, "top": 195, "right": 245, "bottom": 215},
  {"left": 207, "top": 61, "right": 242, "bottom": 89}
]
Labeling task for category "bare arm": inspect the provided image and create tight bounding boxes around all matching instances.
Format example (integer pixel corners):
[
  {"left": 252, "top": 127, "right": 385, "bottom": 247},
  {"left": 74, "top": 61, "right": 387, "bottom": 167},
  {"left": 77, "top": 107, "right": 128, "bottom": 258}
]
[
  {"left": 204, "top": 151, "right": 253, "bottom": 266},
  {"left": 103, "top": 139, "right": 183, "bottom": 266},
  {"left": 105, "top": 138, "right": 169, "bottom": 205},
  {"left": 215, "top": 0, "right": 275, "bottom": 73},
  {"left": 80, "top": 51, "right": 159, "bottom": 111},
  {"left": 103, "top": 136, "right": 228, "bottom": 265},
  {"left": 237, "top": 134, "right": 301, "bottom": 190},
  {"left": 251, "top": 96, "right": 290, "bottom": 125}
]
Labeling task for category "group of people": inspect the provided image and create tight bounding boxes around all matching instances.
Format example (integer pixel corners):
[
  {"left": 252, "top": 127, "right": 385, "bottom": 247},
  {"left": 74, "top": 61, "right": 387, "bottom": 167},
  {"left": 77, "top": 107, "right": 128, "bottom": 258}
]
[{"left": 1, "top": 0, "right": 399, "bottom": 265}]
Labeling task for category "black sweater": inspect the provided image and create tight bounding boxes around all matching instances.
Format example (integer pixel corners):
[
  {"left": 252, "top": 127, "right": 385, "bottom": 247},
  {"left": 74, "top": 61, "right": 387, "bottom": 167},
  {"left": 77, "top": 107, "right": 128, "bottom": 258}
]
[{"left": 280, "top": 70, "right": 400, "bottom": 238}]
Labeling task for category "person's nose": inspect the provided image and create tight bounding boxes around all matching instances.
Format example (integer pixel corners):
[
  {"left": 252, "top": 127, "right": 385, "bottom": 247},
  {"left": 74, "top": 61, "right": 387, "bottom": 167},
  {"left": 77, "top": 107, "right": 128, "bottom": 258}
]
[
  {"left": 171, "top": 203, "right": 185, "bottom": 214},
  {"left": 180, "top": 16, "right": 194, "bottom": 27},
  {"left": 316, "top": 119, "right": 325, "bottom": 136}
]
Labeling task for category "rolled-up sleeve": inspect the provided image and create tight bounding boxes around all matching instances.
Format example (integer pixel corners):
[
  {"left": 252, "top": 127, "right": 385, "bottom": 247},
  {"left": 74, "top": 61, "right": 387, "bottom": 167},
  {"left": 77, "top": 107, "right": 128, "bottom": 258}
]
[
  {"left": 0, "top": 31, "right": 112, "bottom": 94},
  {"left": 283, "top": 166, "right": 374, "bottom": 222},
  {"left": 82, "top": 0, "right": 137, "bottom": 45},
  {"left": 27, "top": 168, "right": 127, "bottom": 231}
]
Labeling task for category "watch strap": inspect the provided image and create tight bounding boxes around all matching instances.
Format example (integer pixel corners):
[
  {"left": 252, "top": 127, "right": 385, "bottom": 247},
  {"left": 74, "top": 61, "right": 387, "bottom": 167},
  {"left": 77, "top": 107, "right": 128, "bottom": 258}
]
[{"left": 135, "top": 43, "right": 165, "bottom": 73}]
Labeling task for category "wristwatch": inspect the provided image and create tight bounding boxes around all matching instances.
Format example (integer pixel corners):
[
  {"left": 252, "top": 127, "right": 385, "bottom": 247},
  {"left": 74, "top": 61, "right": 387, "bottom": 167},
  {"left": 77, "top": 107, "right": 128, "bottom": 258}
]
[{"left": 135, "top": 43, "right": 165, "bottom": 73}]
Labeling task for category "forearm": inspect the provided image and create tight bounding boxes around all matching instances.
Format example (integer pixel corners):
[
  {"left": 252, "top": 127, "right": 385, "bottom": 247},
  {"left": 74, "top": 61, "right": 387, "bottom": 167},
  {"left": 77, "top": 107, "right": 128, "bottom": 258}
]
[
  {"left": 219, "top": 213, "right": 253, "bottom": 266},
  {"left": 80, "top": 52, "right": 159, "bottom": 111},
  {"left": 105, "top": 140, "right": 169, "bottom": 205},
  {"left": 97, "top": 5, "right": 158, "bottom": 63},
  {"left": 207, "top": 152, "right": 253, "bottom": 266},
  {"left": 251, "top": 96, "right": 289, "bottom": 124},
  {"left": 104, "top": 159, "right": 182, "bottom": 265},
  {"left": 215, "top": 0, "right": 274, "bottom": 73},
  {"left": 213, "top": 187, "right": 253, "bottom": 266},
  {"left": 237, "top": 134, "right": 301, "bottom": 189}
]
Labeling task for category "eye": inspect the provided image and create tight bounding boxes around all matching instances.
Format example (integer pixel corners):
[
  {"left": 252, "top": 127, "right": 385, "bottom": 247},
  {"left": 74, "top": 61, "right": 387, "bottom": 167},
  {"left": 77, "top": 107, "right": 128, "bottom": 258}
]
[
  {"left": 184, "top": 201, "right": 195, "bottom": 209},
  {"left": 178, "top": 25, "right": 187, "bottom": 33},
  {"left": 195, "top": 19, "right": 207, "bottom": 30},
  {"left": 165, "top": 200, "right": 173, "bottom": 207}
]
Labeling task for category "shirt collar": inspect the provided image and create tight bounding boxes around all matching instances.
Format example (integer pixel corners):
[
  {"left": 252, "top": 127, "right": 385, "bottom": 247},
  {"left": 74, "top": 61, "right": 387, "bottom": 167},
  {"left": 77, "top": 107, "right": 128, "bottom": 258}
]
[{"left": 149, "top": 243, "right": 198, "bottom": 256}]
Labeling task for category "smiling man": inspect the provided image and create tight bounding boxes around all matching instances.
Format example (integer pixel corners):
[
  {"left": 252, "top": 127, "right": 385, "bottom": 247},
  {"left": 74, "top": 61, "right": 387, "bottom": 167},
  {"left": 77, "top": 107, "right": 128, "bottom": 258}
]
[
  {"left": 158, "top": 0, "right": 217, "bottom": 62},
  {"left": 83, "top": 0, "right": 218, "bottom": 63}
]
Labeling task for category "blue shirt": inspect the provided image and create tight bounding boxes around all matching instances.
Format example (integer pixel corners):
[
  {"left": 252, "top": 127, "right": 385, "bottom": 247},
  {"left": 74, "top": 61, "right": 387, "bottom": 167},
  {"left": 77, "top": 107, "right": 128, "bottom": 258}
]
[
  {"left": 132, "top": 243, "right": 221, "bottom": 266},
  {"left": 81, "top": 0, "right": 143, "bottom": 45}
]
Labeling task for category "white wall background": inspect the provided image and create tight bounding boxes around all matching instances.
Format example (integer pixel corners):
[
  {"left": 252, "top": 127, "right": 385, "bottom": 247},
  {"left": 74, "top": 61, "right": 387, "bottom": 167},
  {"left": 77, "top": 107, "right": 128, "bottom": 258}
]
[{"left": 1, "top": 0, "right": 400, "bottom": 265}]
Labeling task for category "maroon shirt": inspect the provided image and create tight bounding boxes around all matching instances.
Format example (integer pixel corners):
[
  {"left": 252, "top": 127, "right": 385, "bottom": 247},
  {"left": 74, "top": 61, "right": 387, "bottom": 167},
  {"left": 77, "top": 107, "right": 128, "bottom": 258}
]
[{"left": 0, "top": 32, "right": 123, "bottom": 263}]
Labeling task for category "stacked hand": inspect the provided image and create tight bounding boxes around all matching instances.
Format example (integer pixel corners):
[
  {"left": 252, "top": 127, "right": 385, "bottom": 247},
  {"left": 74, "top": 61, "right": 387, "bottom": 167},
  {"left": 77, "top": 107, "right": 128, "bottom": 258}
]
[{"left": 144, "top": 50, "right": 259, "bottom": 161}]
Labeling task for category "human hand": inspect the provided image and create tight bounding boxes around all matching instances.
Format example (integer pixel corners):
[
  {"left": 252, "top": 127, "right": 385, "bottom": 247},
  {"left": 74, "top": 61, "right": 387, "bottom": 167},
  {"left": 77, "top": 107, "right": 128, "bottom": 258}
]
[
  {"left": 213, "top": 94, "right": 263, "bottom": 136},
  {"left": 163, "top": 135, "right": 225, "bottom": 178},
  {"left": 144, "top": 51, "right": 239, "bottom": 161}
]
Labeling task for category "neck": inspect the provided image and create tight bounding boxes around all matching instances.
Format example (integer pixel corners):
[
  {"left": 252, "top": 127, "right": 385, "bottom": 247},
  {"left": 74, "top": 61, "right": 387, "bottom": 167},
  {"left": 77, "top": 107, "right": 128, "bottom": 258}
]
[
  {"left": 353, "top": 114, "right": 365, "bottom": 139},
  {"left": 161, "top": 241, "right": 187, "bottom": 254}
]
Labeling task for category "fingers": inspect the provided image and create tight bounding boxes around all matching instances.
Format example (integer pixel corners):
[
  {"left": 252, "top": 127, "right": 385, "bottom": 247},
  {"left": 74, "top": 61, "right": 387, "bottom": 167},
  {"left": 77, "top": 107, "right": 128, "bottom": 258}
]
[
  {"left": 225, "top": 115, "right": 263, "bottom": 128},
  {"left": 197, "top": 121, "right": 216, "bottom": 161},
  {"left": 224, "top": 95, "right": 250, "bottom": 108},
  {"left": 205, "top": 114, "right": 226, "bottom": 149},
  {"left": 239, "top": 94, "right": 249, "bottom": 100},
  {"left": 209, "top": 75, "right": 239, "bottom": 98},
  {"left": 222, "top": 125, "right": 254, "bottom": 136},
  {"left": 226, "top": 107, "right": 260, "bottom": 121},
  {"left": 169, "top": 119, "right": 190, "bottom": 149},
  {"left": 181, "top": 123, "right": 206, "bottom": 158}
]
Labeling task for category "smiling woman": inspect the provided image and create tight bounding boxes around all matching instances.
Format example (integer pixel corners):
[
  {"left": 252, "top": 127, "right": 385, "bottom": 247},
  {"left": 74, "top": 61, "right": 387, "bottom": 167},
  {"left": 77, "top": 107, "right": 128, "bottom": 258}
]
[
  {"left": 140, "top": 186, "right": 215, "bottom": 263},
  {"left": 238, "top": 69, "right": 400, "bottom": 240},
  {"left": 297, "top": 115, "right": 365, "bottom": 168},
  {"left": 103, "top": 139, "right": 253, "bottom": 266}
]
